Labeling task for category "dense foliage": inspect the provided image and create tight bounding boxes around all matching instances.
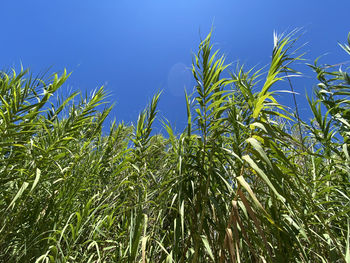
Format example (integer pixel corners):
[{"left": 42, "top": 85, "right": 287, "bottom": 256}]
[{"left": 1, "top": 31, "right": 350, "bottom": 262}]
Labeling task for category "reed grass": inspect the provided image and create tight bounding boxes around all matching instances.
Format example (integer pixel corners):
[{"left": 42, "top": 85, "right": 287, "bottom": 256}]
[{"left": 0, "top": 30, "right": 349, "bottom": 262}]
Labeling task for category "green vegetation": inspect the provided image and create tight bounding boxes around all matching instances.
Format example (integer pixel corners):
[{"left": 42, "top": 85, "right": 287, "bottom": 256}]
[{"left": 1, "top": 30, "right": 350, "bottom": 262}]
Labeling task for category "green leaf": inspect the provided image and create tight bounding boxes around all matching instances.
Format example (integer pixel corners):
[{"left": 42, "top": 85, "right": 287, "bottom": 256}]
[
  {"left": 246, "top": 137, "right": 272, "bottom": 168},
  {"left": 242, "top": 155, "right": 286, "bottom": 203},
  {"left": 201, "top": 234, "right": 215, "bottom": 261},
  {"left": 7, "top": 182, "right": 29, "bottom": 210},
  {"left": 30, "top": 168, "right": 41, "bottom": 192}
]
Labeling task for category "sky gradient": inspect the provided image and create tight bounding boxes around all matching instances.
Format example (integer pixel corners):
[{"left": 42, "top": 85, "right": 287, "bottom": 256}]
[{"left": 1, "top": 1, "right": 350, "bottom": 133}]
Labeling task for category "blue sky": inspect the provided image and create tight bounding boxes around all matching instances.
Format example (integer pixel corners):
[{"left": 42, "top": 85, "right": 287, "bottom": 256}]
[{"left": 1, "top": 1, "right": 350, "bottom": 133}]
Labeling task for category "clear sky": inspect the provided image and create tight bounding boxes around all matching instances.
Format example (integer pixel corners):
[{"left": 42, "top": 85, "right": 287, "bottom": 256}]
[{"left": 1, "top": 1, "right": 350, "bottom": 133}]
